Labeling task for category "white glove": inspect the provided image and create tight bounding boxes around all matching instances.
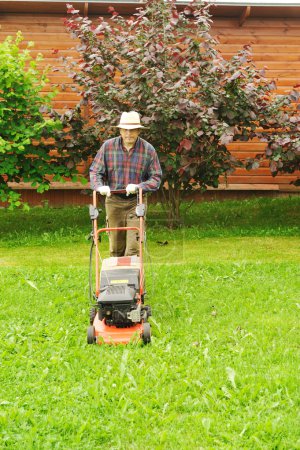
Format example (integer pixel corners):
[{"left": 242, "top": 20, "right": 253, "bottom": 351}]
[
  {"left": 97, "top": 186, "right": 111, "bottom": 197},
  {"left": 126, "top": 184, "right": 138, "bottom": 195}
]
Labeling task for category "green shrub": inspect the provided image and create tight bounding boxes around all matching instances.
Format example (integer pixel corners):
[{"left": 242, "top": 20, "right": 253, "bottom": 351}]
[{"left": 0, "top": 32, "right": 79, "bottom": 208}]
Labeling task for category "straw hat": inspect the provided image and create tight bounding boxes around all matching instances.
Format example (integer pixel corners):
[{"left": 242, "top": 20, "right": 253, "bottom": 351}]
[{"left": 116, "top": 111, "right": 145, "bottom": 129}]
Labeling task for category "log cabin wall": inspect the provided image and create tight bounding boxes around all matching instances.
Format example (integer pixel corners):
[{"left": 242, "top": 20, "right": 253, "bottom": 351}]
[{"left": 0, "top": 1, "right": 299, "bottom": 205}]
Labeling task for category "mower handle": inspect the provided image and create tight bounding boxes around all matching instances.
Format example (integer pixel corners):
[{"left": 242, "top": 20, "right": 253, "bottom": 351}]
[
  {"left": 92, "top": 187, "right": 144, "bottom": 296},
  {"left": 109, "top": 189, "right": 126, "bottom": 194},
  {"left": 92, "top": 188, "right": 143, "bottom": 207},
  {"left": 109, "top": 188, "right": 141, "bottom": 196},
  {"left": 94, "top": 187, "right": 143, "bottom": 201}
]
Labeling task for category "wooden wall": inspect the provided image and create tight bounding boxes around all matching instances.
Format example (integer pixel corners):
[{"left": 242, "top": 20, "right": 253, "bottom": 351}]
[
  {"left": 212, "top": 16, "right": 300, "bottom": 190},
  {"left": 0, "top": 7, "right": 299, "bottom": 205}
]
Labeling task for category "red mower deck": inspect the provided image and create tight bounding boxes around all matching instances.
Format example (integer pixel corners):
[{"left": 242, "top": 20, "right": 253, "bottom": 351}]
[{"left": 93, "top": 318, "right": 143, "bottom": 345}]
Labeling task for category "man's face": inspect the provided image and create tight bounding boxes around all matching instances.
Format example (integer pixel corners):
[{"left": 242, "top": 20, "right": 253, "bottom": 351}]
[{"left": 120, "top": 128, "right": 140, "bottom": 149}]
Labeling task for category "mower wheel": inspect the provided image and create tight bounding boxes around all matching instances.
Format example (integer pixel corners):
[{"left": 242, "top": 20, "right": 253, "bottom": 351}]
[
  {"left": 89, "top": 307, "right": 97, "bottom": 325},
  {"left": 142, "top": 322, "right": 151, "bottom": 344},
  {"left": 87, "top": 325, "right": 96, "bottom": 344}
]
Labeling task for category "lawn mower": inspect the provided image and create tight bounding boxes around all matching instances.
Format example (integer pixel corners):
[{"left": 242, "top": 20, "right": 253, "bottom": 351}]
[{"left": 87, "top": 188, "right": 152, "bottom": 345}]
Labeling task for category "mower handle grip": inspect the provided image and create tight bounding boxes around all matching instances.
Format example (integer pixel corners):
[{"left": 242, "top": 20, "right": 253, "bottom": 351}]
[
  {"left": 92, "top": 188, "right": 142, "bottom": 194},
  {"left": 109, "top": 189, "right": 126, "bottom": 194},
  {"left": 109, "top": 188, "right": 142, "bottom": 195}
]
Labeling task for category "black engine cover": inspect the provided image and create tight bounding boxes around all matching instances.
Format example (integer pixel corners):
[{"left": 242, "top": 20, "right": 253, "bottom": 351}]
[{"left": 98, "top": 284, "right": 138, "bottom": 327}]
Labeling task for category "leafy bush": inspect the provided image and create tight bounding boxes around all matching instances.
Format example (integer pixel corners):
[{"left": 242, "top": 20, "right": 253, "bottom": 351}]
[
  {"left": 62, "top": 1, "right": 299, "bottom": 224},
  {"left": 0, "top": 33, "right": 82, "bottom": 208}
]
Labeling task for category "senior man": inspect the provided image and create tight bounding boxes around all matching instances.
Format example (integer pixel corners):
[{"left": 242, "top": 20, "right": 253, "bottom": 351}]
[{"left": 90, "top": 111, "right": 162, "bottom": 257}]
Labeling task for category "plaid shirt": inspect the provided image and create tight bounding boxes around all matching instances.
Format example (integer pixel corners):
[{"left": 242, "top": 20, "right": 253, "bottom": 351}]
[{"left": 89, "top": 136, "right": 162, "bottom": 192}]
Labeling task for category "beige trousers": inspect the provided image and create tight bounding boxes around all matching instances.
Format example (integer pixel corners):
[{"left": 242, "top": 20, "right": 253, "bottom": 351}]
[{"left": 105, "top": 195, "right": 144, "bottom": 257}]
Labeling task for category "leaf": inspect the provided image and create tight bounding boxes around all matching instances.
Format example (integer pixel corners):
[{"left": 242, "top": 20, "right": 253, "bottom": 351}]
[
  {"left": 221, "top": 386, "right": 232, "bottom": 398},
  {"left": 227, "top": 111, "right": 236, "bottom": 120},
  {"left": 149, "top": 317, "right": 161, "bottom": 334},
  {"left": 251, "top": 161, "right": 260, "bottom": 170},
  {"left": 25, "top": 279, "right": 40, "bottom": 292},
  {"left": 226, "top": 366, "right": 236, "bottom": 388},
  {"left": 67, "top": 160, "right": 75, "bottom": 169},
  {"left": 39, "top": 106, "right": 49, "bottom": 114},
  {"left": 289, "top": 90, "right": 300, "bottom": 102},
  {"left": 67, "top": 4, "right": 79, "bottom": 14},
  {"left": 202, "top": 418, "right": 211, "bottom": 432},
  {"left": 183, "top": 6, "right": 192, "bottom": 14},
  {"left": 287, "top": 150, "right": 295, "bottom": 161},
  {"left": 219, "top": 133, "right": 234, "bottom": 146},
  {"left": 120, "top": 349, "right": 129, "bottom": 378},
  {"left": 203, "top": 347, "right": 210, "bottom": 363},
  {"left": 180, "top": 139, "right": 192, "bottom": 151},
  {"left": 227, "top": 71, "right": 241, "bottom": 82},
  {"left": 270, "top": 160, "right": 278, "bottom": 173}
]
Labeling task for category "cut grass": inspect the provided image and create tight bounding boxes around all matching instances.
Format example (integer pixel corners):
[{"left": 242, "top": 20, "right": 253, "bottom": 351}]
[
  {"left": 0, "top": 197, "right": 299, "bottom": 449},
  {"left": 1, "top": 236, "right": 300, "bottom": 268}
]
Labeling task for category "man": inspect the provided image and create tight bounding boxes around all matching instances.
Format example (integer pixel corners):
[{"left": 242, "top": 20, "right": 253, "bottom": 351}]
[{"left": 90, "top": 111, "right": 162, "bottom": 257}]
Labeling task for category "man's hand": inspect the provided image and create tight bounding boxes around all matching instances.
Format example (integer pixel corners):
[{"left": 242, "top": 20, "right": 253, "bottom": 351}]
[
  {"left": 126, "top": 184, "right": 138, "bottom": 196},
  {"left": 97, "top": 186, "right": 111, "bottom": 197}
]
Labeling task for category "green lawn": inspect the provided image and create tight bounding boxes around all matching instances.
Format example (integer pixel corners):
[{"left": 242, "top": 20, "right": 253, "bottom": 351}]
[{"left": 0, "top": 197, "right": 299, "bottom": 449}]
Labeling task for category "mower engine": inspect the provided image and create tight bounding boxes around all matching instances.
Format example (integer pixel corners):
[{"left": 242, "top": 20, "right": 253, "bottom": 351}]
[{"left": 97, "top": 256, "right": 146, "bottom": 328}]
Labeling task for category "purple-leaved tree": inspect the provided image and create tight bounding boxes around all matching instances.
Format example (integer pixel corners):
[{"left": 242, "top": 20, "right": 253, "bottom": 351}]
[{"left": 61, "top": 0, "right": 300, "bottom": 224}]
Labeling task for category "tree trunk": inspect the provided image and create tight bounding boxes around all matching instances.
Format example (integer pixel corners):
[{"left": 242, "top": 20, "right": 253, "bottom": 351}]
[{"left": 162, "top": 182, "right": 182, "bottom": 228}]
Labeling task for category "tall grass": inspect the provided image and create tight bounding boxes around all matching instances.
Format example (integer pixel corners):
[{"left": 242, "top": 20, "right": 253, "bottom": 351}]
[{"left": 0, "top": 196, "right": 299, "bottom": 247}]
